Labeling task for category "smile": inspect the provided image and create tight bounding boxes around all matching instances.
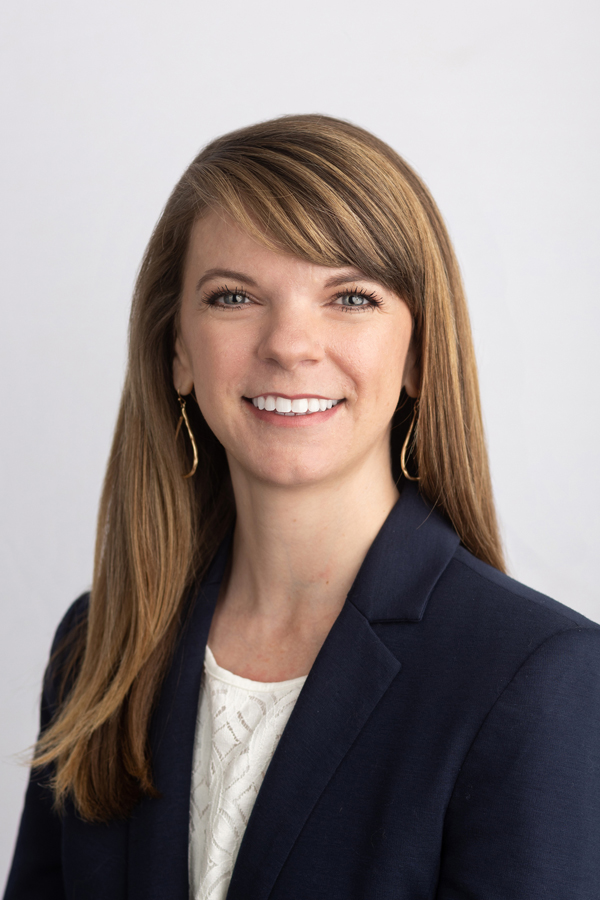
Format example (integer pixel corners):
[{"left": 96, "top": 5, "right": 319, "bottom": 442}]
[{"left": 249, "top": 395, "right": 342, "bottom": 416}]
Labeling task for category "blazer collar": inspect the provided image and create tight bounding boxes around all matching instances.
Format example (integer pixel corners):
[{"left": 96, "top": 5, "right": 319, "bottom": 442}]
[{"left": 347, "top": 480, "right": 460, "bottom": 622}]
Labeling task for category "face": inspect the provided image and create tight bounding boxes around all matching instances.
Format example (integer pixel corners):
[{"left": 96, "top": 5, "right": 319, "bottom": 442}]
[{"left": 173, "top": 211, "right": 419, "bottom": 490}]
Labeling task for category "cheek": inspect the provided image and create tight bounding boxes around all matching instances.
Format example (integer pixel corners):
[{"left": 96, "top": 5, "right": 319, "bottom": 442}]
[
  {"left": 187, "top": 323, "right": 252, "bottom": 403},
  {"left": 334, "top": 327, "right": 409, "bottom": 408}
]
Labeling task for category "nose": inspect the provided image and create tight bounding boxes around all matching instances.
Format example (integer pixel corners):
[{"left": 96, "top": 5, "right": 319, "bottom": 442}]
[{"left": 257, "top": 302, "right": 324, "bottom": 371}]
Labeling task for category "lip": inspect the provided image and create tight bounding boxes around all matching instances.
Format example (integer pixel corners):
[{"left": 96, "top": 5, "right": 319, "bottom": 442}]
[
  {"left": 244, "top": 393, "right": 343, "bottom": 401},
  {"left": 243, "top": 396, "right": 344, "bottom": 427}
]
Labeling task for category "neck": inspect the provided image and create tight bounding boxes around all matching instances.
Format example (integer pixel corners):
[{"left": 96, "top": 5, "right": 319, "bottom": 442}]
[{"left": 224, "top": 458, "right": 399, "bottom": 627}]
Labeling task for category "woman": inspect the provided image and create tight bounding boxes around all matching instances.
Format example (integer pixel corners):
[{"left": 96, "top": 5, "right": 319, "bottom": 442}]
[{"left": 5, "top": 115, "right": 600, "bottom": 899}]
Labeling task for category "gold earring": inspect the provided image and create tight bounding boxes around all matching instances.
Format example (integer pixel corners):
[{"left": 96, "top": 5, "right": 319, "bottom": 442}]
[
  {"left": 175, "top": 392, "right": 198, "bottom": 478},
  {"left": 400, "top": 402, "right": 420, "bottom": 482}
]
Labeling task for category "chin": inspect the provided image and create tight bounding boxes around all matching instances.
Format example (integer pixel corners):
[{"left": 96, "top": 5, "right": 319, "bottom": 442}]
[{"left": 235, "top": 450, "right": 342, "bottom": 488}]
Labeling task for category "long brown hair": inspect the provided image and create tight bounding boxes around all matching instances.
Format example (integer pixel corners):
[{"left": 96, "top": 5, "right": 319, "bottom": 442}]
[{"left": 34, "top": 114, "right": 504, "bottom": 821}]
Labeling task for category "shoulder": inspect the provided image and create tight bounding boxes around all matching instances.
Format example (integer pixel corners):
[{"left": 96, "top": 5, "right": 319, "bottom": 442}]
[
  {"left": 50, "top": 593, "right": 90, "bottom": 652},
  {"left": 427, "top": 545, "right": 600, "bottom": 677},
  {"left": 452, "top": 545, "right": 595, "bottom": 628},
  {"left": 373, "top": 536, "right": 600, "bottom": 704},
  {"left": 42, "top": 593, "right": 90, "bottom": 722},
  {"left": 445, "top": 545, "right": 598, "bottom": 630}
]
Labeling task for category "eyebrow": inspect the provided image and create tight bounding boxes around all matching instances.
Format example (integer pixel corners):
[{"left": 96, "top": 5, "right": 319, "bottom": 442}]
[
  {"left": 196, "top": 266, "right": 375, "bottom": 294},
  {"left": 322, "top": 269, "right": 374, "bottom": 288},
  {"left": 195, "top": 269, "right": 259, "bottom": 293}
]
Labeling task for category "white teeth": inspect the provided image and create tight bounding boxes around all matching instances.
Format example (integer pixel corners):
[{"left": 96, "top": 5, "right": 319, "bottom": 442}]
[{"left": 250, "top": 395, "right": 341, "bottom": 416}]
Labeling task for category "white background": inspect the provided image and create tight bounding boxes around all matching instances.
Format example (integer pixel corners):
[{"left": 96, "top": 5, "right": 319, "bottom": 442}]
[{"left": 1, "top": 0, "right": 599, "bottom": 882}]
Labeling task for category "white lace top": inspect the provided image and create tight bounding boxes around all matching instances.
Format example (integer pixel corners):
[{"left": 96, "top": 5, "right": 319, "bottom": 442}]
[{"left": 189, "top": 646, "right": 307, "bottom": 900}]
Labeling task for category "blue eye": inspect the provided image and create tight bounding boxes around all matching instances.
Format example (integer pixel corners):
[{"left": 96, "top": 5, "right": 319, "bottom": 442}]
[
  {"left": 340, "top": 294, "right": 370, "bottom": 307},
  {"left": 221, "top": 292, "right": 249, "bottom": 305},
  {"left": 204, "top": 287, "right": 252, "bottom": 308},
  {"left": 334, "top": 289, "right": 382, "bottom": 311}
]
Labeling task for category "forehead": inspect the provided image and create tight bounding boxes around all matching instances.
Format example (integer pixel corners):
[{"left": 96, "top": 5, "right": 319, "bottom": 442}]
[
  {"left": 184, "top": 211, "right": 373, "bottom": 293},
  {"left": 187, "top": 211, "right": 276, "bottom": 269}
]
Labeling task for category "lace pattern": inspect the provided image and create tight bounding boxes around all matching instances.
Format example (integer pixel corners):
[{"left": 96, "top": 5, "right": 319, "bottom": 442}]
[{"left": 189, "top": 646, "right": 307, "bottom": 900}]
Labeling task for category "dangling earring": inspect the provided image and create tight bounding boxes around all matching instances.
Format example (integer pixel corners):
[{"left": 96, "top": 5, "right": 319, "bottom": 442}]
[
  {"left": 175, "top": 391, "right": 198, "bottom": 478},
  {"left": 400, "top": 401, "right": 420, "bottom": 482}
]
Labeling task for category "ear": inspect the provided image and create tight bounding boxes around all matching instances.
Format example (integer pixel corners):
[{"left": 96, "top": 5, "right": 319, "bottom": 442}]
[
  {"left": 173, "top": 333, "right": 194, "bottom": 395},
  {"left": 402, "top": 337, "right": 421, "bottom": 399}
]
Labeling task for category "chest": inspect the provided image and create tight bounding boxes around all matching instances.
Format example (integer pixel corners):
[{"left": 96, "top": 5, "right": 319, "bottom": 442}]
[{"left": 60, "top": 618, "right": 495, "bottom": 900}]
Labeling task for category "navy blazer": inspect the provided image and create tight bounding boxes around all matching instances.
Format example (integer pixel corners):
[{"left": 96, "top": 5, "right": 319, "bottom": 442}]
[{"left": 5, "top": 482, "right": 600, "bottom": 899}]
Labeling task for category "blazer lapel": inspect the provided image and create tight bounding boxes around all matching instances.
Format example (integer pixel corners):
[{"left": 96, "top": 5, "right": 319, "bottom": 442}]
[
  {"left": 226, "top": 601, "right": 401, "bottom": 900},
  {"left": 127, "top": 534, "right": 232, "bottom": 900}
]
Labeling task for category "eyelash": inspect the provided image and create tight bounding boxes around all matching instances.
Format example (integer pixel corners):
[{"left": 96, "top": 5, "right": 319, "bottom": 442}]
[{"left": 202, "top": 285, "right": 384, "bottom": 312}]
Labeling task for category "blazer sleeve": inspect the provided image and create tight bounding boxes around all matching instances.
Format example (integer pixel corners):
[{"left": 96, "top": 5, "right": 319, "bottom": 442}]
[
  {"left": 436, "top": 626, "right": 600, "bottom": 900},
  {"left": 3, "top": 595, "right": 89, "bottom": 900}
]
